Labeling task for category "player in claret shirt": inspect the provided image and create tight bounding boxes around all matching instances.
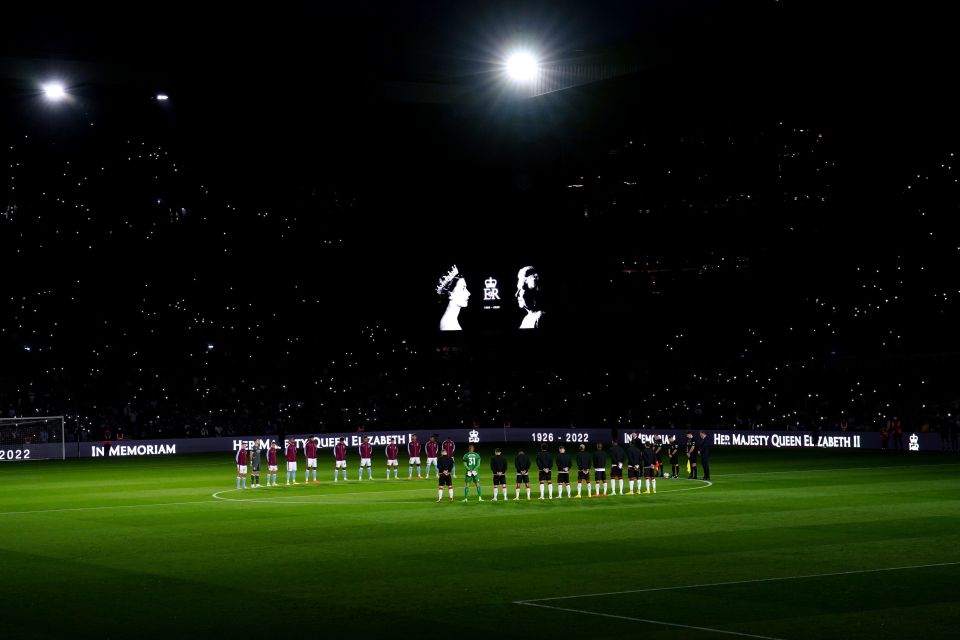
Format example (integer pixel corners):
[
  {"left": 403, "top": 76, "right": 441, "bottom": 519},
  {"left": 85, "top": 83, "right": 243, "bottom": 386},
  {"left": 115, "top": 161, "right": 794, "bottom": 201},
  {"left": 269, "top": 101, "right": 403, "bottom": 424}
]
[
  {"left": 555, "top": 445, "right": 572, "bottom": 499},
  {"left": 304, "top": 436, "right": 319, "bottom": 484},
  {"left": 608, "top": 440, "right": 626, "bottom": 496},
  {"left": 285, "top": 440, "right": 298, "bottom": 485},
  {"left": 626, "top": 438, "right": 642, "bottom": 494},
  {"left": 385, "top": 440, "right": 400, "bottom": 479},
  {"left": 490, "top": 448, "right": 508, "bottom": 501},
  {"left": 592, "top": 442, "right": 608, "bottom": 497},
  {"left": 462, "top": 444, "right": 483, "bottom": 501},
  {"left": 436, "top": 449, "right": 455, "bottom": 502},
  {"left": 536, "top": 443, "right": 554, "bottom": 500},
  {"left": 235, "top": 443, "right": 248, "bottom": 490},
  {"left": 266, "top": 441, "right": 279, "bottom": 486},
  {"left": 514, "top": 449, "right": 532, "bottom": 501},
  {"left": 358, "top": 436, "right": 373, "bottom": 480},
  {"left": 424, "top": 436, "right": 440, "bottom": 478},
  {"left": 442, "top": 437, "right": 456, "bottom": 477},
  {"left": 575, "top": 444, "right": 592, "bottom": 498},
  {"left": 408, "top": 435, "right": 423, "bottom": 480},
  {"left": 333, "top": 438, "right": 348, "bottom": 482}
]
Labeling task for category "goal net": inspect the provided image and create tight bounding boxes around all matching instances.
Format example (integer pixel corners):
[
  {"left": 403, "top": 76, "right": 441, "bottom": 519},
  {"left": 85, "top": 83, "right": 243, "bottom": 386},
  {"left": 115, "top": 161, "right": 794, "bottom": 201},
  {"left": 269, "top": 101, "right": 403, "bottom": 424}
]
[{"left": 0, "top": 416, "right": 66, "bottom": 461}]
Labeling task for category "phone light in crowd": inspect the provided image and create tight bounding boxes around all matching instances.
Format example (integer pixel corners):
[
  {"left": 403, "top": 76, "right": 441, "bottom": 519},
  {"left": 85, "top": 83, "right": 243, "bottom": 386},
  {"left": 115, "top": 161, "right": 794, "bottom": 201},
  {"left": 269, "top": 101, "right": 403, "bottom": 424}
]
[
  {"left": 156, "top": 93, "right": 169, "bottom": 101},
  {"left": 42, "top": 81, "right": 67, "bottom": 101},
  {"left": 505, "top": 51, "right": 538, "bottom": 82}
]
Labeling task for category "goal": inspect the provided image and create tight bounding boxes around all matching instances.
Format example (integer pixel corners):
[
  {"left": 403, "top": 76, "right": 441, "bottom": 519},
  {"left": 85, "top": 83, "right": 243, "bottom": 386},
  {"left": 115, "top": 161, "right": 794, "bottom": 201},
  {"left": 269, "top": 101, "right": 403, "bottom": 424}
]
[{"left": 0, "top": 416, "right": 66, "bottom": 461}]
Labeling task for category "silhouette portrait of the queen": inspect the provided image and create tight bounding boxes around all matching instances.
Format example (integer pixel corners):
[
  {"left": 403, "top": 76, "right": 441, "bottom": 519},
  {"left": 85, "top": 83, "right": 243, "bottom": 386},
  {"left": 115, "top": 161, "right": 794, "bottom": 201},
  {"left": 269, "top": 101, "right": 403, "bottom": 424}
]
[{"left": 436, "top": 265, "right": 470, "bottom": 331}]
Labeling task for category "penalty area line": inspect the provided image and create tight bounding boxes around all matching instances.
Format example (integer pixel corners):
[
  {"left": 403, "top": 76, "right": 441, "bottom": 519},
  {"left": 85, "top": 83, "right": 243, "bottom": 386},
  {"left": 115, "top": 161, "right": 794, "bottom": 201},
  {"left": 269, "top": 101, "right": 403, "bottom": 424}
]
[
  {"left": 515, "top": 601, "right": 784, "bottom": 640},
  {"left": 515, "top": 561, "right": 960, "bottom": 604}
]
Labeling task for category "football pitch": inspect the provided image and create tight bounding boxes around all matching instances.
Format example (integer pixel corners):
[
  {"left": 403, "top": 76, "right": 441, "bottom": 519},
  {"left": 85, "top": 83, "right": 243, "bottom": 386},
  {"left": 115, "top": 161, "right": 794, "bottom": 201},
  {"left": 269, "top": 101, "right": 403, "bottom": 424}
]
[{"left": 1, "top": 448, "right": 958, "bottom": 640}]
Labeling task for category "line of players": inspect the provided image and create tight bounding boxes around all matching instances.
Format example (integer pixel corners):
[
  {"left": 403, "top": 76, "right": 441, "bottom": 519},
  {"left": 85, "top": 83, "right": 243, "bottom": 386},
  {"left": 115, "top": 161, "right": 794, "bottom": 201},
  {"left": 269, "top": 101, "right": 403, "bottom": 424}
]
[
  {"left": 233, "top": 434, "right": 457, "bottom": 488},
  {"left": 485, "top": 438, "right": 668, "bottom": 502},
  {"left": 441, "top": 432, "right": 710, "bottom": 502},
  {"left": 234, "top": 431, "right": 709, "bottom": 498}
]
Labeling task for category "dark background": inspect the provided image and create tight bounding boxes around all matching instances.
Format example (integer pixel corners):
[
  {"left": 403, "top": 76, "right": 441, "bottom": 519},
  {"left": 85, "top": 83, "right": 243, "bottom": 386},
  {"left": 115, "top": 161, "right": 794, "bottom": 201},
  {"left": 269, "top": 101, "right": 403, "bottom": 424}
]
[{"left": 2, "top": 2, "right": 960, "bottom": 440}]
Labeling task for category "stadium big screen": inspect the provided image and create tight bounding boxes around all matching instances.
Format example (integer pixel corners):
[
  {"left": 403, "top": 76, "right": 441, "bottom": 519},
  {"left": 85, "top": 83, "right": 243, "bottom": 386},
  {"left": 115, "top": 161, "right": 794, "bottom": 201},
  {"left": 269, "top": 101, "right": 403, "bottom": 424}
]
[{"left": 433, "top": 261, "right": 552, "bottom": 334}]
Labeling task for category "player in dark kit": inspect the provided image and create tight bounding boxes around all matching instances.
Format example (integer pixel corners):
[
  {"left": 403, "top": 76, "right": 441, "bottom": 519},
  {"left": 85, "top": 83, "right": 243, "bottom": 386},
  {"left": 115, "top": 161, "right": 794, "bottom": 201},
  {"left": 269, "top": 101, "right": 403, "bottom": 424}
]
[
  {"left": 436, "top": 450, "right": 455, "bottom": 502},
  {"left": 250, "top": 442, "right": 262, "bottom": 488},
  {"left": 668, "top": 435, "right": 680, "bottom": 479},
  {"left": 575, "top": 444, "right": 592, "bottom": 498},
  {"left": 514, "top": 449, "right": 532, "bottom": 501},
  {"left": 686, "top": 432, "right": 698, "bottom": 479},
  {"left": 699, "top": 430, "right": 712, "bottom": 480},
  {"left": 641, "top": 442, "right": 657, "bottom": 494},
  {"left": 626, "top": 438, "right": 642, "bottom": 494},
  {"left": 592, "top": 442, "right": 608, "bottom": 497},
  {"left": 555, "top": 445, "right": 572, "bottom": 499},
  {"left": 490, "top": 448, "right": 508, "bottom": 501},
  {"left": 536, "top": 444, "right": 554, "bottom": 500},
  {"left": 609, "top": 440, "right": 626, "bottom": 496}
]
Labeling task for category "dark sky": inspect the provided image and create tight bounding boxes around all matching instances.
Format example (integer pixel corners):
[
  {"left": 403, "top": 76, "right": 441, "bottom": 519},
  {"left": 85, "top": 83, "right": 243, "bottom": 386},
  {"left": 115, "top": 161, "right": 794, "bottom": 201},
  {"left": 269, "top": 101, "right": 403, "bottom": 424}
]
[{"left": 2, "top": 1, "right": 958, "bottom": 243}]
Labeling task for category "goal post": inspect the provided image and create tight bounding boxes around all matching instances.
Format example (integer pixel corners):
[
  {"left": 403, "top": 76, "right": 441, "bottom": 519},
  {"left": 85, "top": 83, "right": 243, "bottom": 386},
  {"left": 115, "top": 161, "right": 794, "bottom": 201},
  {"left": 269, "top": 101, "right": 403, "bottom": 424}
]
[{"left": 0, "top": 416, "right": 66, "bottom": 461}]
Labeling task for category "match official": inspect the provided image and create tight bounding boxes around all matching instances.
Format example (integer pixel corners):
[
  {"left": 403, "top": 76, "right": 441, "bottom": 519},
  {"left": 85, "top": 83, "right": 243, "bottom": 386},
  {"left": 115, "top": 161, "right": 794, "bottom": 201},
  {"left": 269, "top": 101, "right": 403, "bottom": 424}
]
[
  {"left": 668, "top": 435, "right": 680, "bottom": 479},
  {"left": 685, "top": 432, "right": 698, "bottom": 480}
]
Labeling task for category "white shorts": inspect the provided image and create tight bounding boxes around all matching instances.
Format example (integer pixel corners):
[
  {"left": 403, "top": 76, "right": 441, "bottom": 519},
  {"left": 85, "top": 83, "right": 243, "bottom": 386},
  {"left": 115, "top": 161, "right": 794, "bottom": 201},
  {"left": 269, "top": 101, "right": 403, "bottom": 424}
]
[
  {"left": 360, "top": 458, "right": 371, "bottom": 467},
  {"left": 307, "top": 458, "right": 317, "bottom": 468},
  {"left": 409, "top": 457, "right": 421, "bottom": 465},
  {"left": 237, "top": 465, "right": 247, "bottom": 474},
  {"left": 287, "top": 461, "right": 297, "bottom": 472},
  {"left": 336, "top": 460, "right": 346, "bottom": 469},
  {"left": 387, "top": 459, "right": 398, "bottom": 466},
  {"left": 268, "top": 465, "right": 278, "bottom": 472},
  {"left": 427, "top": 457, "right": 438, "bottom": 466}
]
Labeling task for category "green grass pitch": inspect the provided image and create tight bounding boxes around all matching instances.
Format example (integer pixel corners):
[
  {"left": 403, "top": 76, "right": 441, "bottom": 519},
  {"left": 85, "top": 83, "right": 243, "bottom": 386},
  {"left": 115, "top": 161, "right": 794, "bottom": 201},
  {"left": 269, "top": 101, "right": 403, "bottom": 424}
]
[{"left": 1, "top": 447, "right": 958, "bottom": 639}]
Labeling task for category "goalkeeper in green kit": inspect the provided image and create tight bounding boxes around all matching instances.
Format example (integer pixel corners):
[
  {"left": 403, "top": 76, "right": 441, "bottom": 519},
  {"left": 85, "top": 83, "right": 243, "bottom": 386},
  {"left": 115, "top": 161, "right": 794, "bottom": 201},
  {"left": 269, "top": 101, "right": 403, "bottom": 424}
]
[{"left": 462, "top": 444, "right": 483, "bottom": 502}]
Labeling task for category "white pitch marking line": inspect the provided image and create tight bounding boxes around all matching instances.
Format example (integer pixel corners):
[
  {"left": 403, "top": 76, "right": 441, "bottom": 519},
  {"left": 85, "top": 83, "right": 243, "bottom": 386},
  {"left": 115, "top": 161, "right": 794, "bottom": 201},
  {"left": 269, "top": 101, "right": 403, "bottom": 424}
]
[
  {"left": 516, "top": 601, "right": 785, "bottom": 640},
  {"left": 0, "top": 499, "right": 221, "bottom": 516},
  {"left": 515, "top": 561, "right": 960, "bottom": 604}
]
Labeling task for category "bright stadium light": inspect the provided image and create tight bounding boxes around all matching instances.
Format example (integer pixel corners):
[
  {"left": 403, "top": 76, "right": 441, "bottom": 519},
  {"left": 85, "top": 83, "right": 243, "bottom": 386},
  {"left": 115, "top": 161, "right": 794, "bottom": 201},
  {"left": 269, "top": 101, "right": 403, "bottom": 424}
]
[
  {"left": 505, "top": 51, "right": 538, "bottom": 81},
  {"left": 42, "top": 81, "right": 67, "bottom": 101}
]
